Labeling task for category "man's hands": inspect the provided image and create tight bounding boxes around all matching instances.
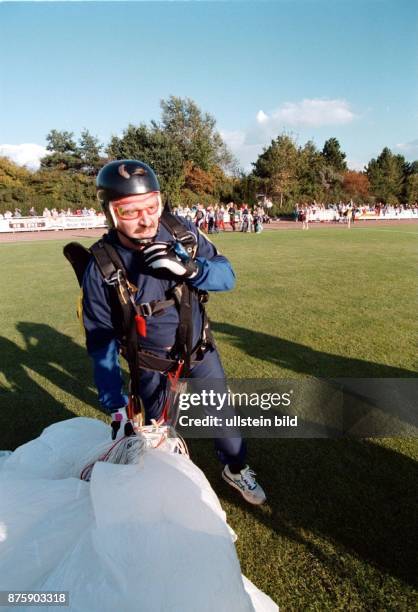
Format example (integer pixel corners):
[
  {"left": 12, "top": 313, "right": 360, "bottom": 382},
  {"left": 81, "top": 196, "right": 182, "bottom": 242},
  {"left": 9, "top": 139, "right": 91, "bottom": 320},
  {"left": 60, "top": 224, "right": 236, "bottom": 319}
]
[
  {"left": 110, "top": 407, "right": 135, "bottom": 440},
  {"left": 141, "top": 241, "right": 200, "bottom": 280}
]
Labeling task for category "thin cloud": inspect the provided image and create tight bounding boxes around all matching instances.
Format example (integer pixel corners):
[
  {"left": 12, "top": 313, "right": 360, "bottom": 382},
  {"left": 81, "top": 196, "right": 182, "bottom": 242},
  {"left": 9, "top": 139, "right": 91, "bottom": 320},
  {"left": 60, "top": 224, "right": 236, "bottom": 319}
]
[
  {"left": 244, "top": 98, "right": 357, "bottom": 146},
  {"left": 395, "top": 139, "right": 418, "bottom": 156},
  {"left": 257, "top": 98, "right": 357, "bottom": 128},
  {"left": 0, "top": 143, "right": 47, "bottom": 171},
  {"left": 346, "top": 159, "right": 367, "bottom": 172},
  {"left": 220, "top": 129, "right": 261, "bottom": 172},
  {"left": 223, "top": 98, "right": 358, "bottom": 169}
]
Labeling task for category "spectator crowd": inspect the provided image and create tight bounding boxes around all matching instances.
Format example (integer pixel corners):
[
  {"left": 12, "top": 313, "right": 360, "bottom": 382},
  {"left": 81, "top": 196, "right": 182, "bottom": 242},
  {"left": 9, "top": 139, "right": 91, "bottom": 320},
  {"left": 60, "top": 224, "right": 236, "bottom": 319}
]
[
  {"left": 295, "top": 201, "right": 418, "bottom": 225},
  {"left": 173, "top": 203, "right": 270, "bottom": 234},
  {"left": 0, "top": 206, "right": 105, "bottom": 220}
]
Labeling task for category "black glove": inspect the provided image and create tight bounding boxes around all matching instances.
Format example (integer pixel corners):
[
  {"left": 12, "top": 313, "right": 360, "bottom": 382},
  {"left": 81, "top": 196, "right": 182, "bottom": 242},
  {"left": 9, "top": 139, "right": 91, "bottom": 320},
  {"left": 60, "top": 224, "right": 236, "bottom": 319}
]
[{"left": 142, "top": 241, "right": 200, "bottom": 280}]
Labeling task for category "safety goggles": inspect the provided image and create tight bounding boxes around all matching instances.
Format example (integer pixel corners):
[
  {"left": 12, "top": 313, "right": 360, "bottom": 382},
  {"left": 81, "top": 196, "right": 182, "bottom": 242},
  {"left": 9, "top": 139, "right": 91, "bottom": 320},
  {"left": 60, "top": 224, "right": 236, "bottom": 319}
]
[{"left": 111, "top": 193, "right": 160, "bottom": 220}]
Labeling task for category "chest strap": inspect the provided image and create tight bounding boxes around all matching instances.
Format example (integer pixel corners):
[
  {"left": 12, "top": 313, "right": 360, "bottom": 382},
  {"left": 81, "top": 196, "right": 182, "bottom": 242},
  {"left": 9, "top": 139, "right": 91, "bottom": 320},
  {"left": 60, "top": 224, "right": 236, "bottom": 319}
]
[{"left": 137, "top": 298, "right": 175, "bottom": 318}]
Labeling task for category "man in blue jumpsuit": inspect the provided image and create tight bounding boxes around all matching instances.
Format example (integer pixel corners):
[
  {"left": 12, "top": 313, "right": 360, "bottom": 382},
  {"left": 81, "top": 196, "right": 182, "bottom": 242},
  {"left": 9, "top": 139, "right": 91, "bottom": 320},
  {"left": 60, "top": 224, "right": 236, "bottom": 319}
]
[{"left": 82, "top": 159, "right": 266, "bottom": 505}]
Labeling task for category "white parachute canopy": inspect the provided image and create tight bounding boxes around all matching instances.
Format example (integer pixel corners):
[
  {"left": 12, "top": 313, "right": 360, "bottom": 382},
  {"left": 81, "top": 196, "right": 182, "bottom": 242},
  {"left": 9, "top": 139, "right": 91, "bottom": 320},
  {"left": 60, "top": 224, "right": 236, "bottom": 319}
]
[{"left": 0, "top": 417, "right": 277, "bottom": 612}]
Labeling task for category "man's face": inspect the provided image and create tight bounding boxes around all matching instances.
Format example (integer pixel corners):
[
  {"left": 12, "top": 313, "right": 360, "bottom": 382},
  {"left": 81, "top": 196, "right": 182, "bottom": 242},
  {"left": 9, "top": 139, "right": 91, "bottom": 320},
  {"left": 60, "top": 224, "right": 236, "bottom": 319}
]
[{"left": 110, "top": 192, "right": 162, "bottom": 241}]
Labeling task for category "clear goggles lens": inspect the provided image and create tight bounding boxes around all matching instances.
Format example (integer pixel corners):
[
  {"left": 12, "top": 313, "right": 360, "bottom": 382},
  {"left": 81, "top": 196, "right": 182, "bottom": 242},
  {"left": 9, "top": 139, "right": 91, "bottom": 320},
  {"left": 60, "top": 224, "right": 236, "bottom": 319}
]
[{"left": 111, "top": 194, "right": 160, "bottom": 220}]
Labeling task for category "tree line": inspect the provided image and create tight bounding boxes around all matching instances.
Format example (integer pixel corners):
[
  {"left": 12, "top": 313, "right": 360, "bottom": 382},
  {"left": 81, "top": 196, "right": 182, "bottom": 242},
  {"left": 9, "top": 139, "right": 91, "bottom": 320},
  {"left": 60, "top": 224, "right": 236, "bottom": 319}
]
[{"left": 1, "top": 96, "right": 417, "bottom": 216}]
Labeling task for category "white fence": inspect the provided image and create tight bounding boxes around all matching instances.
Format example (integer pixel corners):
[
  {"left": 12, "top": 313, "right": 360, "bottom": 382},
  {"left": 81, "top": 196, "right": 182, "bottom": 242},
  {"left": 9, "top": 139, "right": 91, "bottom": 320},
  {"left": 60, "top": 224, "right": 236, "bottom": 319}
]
[
  {"left": 307, "top": 209, "right": 418, "bottom": 222},
  {"left": 0, "top": 215, "right": 107, "bottom": 233},
  {"left": 1, "top": 210, "right": 417, "bottom": 233}
]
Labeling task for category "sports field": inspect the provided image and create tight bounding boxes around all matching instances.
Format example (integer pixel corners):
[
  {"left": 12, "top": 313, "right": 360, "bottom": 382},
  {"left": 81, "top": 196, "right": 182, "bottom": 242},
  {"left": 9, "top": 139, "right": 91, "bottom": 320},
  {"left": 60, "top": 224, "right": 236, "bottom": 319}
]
[{"left": 1, "top": 224, "right": 417, "bottom": 610}]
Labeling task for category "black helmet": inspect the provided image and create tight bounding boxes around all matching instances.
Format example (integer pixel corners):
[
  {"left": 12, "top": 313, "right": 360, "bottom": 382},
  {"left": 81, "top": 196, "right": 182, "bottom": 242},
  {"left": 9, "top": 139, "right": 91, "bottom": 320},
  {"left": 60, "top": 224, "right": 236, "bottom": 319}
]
[
  {"left": 96, "top": 160, "right": 160, "bottom": 209},
  {"left": 96, "top": 160, "right": 161, "bottom": 243}
]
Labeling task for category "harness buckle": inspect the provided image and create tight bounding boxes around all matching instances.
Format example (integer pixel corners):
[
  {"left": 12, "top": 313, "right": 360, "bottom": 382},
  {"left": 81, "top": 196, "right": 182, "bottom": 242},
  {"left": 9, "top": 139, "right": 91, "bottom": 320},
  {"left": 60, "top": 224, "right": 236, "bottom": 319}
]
[
  {"left": 139, "top": 302, "right": 153, "bottom": 317},
  {"left": 198, "top": 290, "right": 209, "bottom": 304},
  {"left": 104, "top": 269, "right": 123, "bottom": 287}
]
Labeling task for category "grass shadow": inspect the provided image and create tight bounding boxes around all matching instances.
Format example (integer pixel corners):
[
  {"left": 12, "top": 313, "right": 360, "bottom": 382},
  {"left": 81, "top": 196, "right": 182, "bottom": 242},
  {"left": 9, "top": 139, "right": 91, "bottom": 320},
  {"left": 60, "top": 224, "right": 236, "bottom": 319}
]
[
  {"left": 212, "top": 322, "right": 417, "bottom": 378},
  {"left": 190, "top": 324, "right": 418, "bottom": 600},
  {"left": 213, "top": 321, "right": 418, "bottom": 433},
  {"left": 191, "top": 437, "right": 418, "bottom": 594},
  {"left": 0, "top": 322, "right": 103, "bottom": 449}
]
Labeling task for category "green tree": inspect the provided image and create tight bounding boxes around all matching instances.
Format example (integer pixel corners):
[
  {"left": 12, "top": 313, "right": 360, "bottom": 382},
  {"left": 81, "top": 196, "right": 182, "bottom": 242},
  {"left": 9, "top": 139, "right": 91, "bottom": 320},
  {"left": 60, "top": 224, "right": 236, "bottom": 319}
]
[
  {"left": 252, "top": 134, "right": 300, "bottom": 208},
  {"left": 0, "top": 156, "right": 31, "bottom": 187},
  {"left": 159, "top": 96, "right": 234, "bottom": 172},
  {"left": 405, "top": 160, "right": 418, "bottom": 202},
  {"left": 46, "top": 129, "right": 77, "bottom": 154},
  {"left": 406, "top": 174, "right": 418, "bottom": 202},
  {"left": 297, "top": 140, "right": 325, "bottom": 201},
  {"left": 232, "top": 173, "right": 263, "bottom": 207},
  {"left": 318, "top": 165, "right": 345, "bottom": 202},
  {"left": 107, "top": 123, "right": 185, "bottom": 204},
  {"left": 366, "top": 147, "right": 407, "bottom": 203},
  {"left": 41, "top": 129, "right": 81, "bottom": 171},
  {"left": 209, "top": 164, "right": 236, "bottom": 202},
  {"left": 407, "top": 160, "right": 418, "bottom": 175},
  {"left": 78, "top": 129, "right": 103, "bottom": 175},
  {"left": 321, "top": 137, "right": 347, "bottom": 172},
  {"left": 0, "top": 157, "right": 34, "bottom": 214}
]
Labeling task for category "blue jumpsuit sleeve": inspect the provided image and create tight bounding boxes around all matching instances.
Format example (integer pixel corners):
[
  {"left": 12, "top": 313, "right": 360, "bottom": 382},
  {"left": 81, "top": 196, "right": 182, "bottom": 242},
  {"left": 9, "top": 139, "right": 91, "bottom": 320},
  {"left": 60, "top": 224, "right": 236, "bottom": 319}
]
[
  {"left": 82, "top": 260, "right": 127, "bottom": 413},
  {"left": 187, "top": 226, "right": 236, "bottom": 292}
]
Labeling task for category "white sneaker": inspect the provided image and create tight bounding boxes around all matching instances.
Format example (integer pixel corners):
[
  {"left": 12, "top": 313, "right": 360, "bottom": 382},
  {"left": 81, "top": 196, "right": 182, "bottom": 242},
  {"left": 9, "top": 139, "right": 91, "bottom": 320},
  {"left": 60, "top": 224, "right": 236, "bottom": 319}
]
[{"left": 222, "top": 464, "right": 266, "bottom": 505}]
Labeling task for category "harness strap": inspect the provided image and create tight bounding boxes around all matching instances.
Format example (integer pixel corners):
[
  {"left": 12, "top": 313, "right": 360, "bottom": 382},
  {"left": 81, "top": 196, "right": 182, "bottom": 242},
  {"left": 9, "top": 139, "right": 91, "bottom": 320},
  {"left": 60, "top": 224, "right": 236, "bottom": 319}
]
[
  {"left": 120, "top": 347, "right": 206, "bottom": 374},
  {"left": 91, "top": 240, "right": 142, "bottom": 406},
  {"left": 160, "top": 209, "right": 198, "bottom": 257},
  {"left": 175, "top": 282, "right": 194, "bottom": 374},
  {"left": 90, "top": 240, "right": 122, "bottom": 280},
  {"left": 137, "top": 298, "right": 175, "bottom": 318},
  {"left": 160, "top": 209, "right": 189, "bottom": 240}
]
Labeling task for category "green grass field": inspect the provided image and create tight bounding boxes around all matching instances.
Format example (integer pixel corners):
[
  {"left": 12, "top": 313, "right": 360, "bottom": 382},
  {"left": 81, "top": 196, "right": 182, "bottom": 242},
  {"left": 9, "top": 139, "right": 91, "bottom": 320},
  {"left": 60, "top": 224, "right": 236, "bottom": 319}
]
[{"left": 1, "top": 224, "right": 417, "bottom": 610}]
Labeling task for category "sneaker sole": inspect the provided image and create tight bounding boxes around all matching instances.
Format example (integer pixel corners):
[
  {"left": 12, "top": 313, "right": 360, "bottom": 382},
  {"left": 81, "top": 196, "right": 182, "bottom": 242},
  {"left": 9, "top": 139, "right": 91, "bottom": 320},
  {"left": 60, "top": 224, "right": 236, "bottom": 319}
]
[{"left": 222, "top": 471, "right": 266, "bottom": 505}]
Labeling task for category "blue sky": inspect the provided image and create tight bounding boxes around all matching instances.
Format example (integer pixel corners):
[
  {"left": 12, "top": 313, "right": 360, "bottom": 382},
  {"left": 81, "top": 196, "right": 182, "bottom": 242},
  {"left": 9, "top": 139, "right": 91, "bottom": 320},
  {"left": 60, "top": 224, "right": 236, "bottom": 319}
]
[{"left": 0, "top": 0, "right": 417, "bottom": 171}]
